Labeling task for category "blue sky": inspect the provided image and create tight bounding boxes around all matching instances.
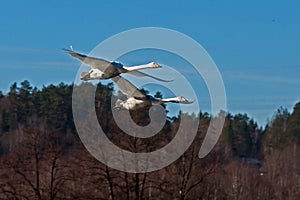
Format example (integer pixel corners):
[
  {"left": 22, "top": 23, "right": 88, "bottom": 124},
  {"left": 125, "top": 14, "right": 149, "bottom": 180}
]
[{"left": 0, "top": 0, "right": 300, "bottom": 126}]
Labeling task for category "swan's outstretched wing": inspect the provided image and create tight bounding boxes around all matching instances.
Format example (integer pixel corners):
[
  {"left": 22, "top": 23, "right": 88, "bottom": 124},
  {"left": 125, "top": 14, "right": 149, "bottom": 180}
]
[
  {"left": 63, "top": 49, "right": 115, "bottom": 71},
  {"left": 161, "top": 96, "right": 195, "bottom": 104},
  {"left": 112, "top": 76, "right": 146, "bottom": 99},
  {"left": 127, "top": 70, "right": 173, "bottom": 82}
]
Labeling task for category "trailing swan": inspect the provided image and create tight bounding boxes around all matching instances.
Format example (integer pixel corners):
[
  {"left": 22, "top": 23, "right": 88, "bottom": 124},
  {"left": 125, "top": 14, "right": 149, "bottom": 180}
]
[{"left": 112, "top": 76, "right": 194, "bottom": 110}]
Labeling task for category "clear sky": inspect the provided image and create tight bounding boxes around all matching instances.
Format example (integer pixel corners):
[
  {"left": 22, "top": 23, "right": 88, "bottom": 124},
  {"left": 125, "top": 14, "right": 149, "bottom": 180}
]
[{"left": 0, "top": 0, "right": 299, "bottom": 126}]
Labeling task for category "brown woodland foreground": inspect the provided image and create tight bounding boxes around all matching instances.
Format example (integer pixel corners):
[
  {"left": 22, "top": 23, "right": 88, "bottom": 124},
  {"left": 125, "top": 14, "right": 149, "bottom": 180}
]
[{"left": 0, "top": 81, "right": 299, "bottom": 199}]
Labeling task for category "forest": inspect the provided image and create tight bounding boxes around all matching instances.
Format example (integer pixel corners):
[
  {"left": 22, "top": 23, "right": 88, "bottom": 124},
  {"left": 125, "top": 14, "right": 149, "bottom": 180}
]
[{"left": 0, "top": 80, "right": 299, "bottom": 200}]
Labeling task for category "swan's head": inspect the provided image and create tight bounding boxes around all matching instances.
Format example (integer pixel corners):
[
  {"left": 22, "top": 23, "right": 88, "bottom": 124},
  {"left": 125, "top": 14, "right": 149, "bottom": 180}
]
[
  {"left": 177, "top": 96, "right": 186, "bottom": 101},
  {"left": 149, "top": 62, "right": 161, "bottom": 68},
  {"left": 177, "top": 96, "right": 195, "bottom": 104}
]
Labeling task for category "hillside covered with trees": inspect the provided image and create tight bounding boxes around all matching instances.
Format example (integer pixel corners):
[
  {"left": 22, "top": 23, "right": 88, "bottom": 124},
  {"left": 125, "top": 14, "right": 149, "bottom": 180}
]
[{"left": 0, "top": 80, "right": 299, "bottom": 199}]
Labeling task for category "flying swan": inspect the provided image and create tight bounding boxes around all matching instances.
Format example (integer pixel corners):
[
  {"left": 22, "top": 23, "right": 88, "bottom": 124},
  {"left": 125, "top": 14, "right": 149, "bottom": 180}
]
[
  {"left": 63, "top": 48, "right": 171, "bottom": 82},
  {"left": 112, "top": 76, "right": 194, "bottom": 110}
]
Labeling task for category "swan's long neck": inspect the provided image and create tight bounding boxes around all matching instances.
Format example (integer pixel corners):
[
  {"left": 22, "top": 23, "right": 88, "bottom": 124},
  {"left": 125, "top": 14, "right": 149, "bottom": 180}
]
[
  {"left": 160, "top": 97, "right": 180, "bottom": 103},
  {"left": 161, "top": 96, "right": 194, "bottom": 104},
  {"left": 125, "top": 62, "right": 155, "bottom": 71}
]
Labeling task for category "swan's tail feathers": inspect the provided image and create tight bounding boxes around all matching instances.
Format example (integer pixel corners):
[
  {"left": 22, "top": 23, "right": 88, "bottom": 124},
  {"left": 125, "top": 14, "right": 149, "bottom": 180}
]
[
  {"left": 161, "top": 96, "right": 195, "bottom": 104},
  {"left": 127, "top": 71, "right": 173, "bottom": 82}
]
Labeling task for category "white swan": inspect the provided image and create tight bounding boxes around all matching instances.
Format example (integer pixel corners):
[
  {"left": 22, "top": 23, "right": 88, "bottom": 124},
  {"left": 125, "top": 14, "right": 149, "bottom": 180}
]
[
  {"left": 112, "top": 76, "right": 194, "bottom": 110},
  {"left": 63, "top": 48, "right": 171, "bottom": 82}
]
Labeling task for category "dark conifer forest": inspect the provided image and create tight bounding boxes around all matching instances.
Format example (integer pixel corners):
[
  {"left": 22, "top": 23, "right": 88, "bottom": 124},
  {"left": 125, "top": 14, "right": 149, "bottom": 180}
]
[{"left": 0, "top": 80, "right": 299, "bottom": 199}]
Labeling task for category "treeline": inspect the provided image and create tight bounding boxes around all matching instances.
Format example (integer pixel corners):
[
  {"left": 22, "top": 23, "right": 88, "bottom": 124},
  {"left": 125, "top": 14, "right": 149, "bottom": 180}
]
[{"left": 0, "top": 80, "right": 299, "bottom": 199}]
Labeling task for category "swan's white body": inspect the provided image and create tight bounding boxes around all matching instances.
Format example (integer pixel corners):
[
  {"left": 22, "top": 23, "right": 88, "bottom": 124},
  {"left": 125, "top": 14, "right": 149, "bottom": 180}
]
[
  {"left": 112, "top": 76, "right": 194, "bottom": 110},
  {"left": 63, "top": 49, "right": 171, "bottom": 82}
]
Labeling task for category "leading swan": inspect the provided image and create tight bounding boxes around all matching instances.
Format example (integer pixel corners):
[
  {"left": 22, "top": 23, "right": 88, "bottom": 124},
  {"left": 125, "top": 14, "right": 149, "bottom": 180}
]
[{"left": 63, "top": 48, "right": 171, "bottom": 82}]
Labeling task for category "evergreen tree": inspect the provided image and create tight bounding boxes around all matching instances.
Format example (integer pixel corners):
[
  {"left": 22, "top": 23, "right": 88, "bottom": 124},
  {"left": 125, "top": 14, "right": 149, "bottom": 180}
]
[
  {"left": 229, "top": 114, "right": 261, "bottom": 157},
  {"left": 264, "top": 107, "right": 290, "bottom": 149},
  {"left": 18, "top": 80, "right": 34, "bottom": 124},
  {"left": 0, "top": 91, "right": 4, "bottom": 99},
  {"left": 8, "top": 82, "right": 19, "bottom": 129},
  {"left": 286, "top": 102, "right": 300, "bottom": 143}
]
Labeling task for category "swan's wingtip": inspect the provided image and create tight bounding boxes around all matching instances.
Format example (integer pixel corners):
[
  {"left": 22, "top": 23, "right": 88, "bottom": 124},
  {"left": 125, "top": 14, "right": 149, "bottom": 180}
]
[
  {"left": 189, "top": 99, "right": 196, "bottom": 104},
  {"left": 166, "top": 79, "right": 175, "bottom": 82},
  {"left": 62, "top": 48, "right": 73, "bottom": 53},
  {"left": 62, "top": 45, "right": 75, "bottom": 53}
]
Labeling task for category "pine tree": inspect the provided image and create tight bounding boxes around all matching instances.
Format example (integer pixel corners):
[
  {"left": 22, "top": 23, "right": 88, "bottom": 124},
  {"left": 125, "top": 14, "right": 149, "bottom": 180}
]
[
  {"left": 286, "top": 102, "right": 300, "bottom": 143},
  {"left": 8, "top": 82, "right": 19, "bottom": 129},
  {"left": 0, "top": 91, "right": 4, "bottom": 99},
  {"left": 264, "top": 107, "right": 290, "bottom": 149}
]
